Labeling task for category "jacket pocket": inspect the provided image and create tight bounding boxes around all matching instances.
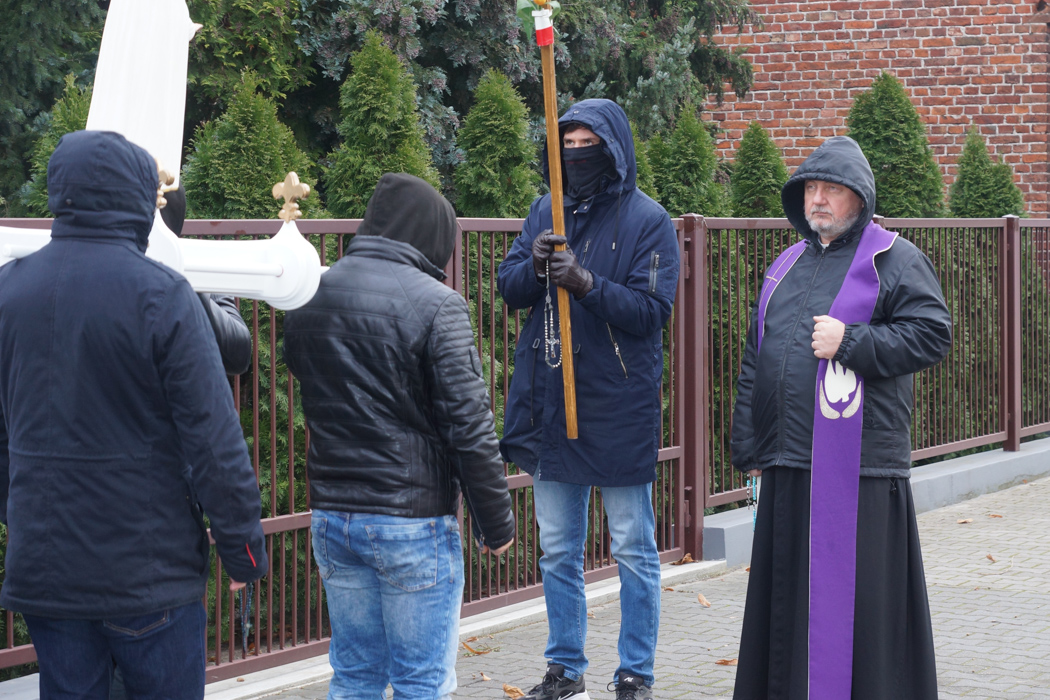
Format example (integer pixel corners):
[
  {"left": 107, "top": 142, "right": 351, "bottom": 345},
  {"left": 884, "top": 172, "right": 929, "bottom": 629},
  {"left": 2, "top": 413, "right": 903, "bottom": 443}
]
[
  {"left": 606, "top": 323, "right": 629, "bottom": 380},
  {"left": 648, "top": 251, "right": 661, "bottom": 295},
  {"left": 366, "top": 520, "right": 439, "bottom": 592}
]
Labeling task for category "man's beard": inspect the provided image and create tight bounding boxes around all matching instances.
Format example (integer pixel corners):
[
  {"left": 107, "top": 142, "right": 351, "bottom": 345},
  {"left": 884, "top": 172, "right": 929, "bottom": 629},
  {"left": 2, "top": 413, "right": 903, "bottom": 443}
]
[{"left": 806, "top": 206, "right": 861, "bottom": 240}]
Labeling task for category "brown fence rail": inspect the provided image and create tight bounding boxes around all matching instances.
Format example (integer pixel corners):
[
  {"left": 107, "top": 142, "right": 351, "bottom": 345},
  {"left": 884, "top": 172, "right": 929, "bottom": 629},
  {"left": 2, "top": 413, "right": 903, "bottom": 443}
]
[{"left": 0, "top": 214, "right": 1043, "bottom": 679}]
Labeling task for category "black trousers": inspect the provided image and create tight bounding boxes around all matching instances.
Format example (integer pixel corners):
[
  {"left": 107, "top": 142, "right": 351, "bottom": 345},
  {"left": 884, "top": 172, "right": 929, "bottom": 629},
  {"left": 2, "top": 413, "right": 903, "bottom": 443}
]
[{"left": 733, "top": 467, "right": 938, "bottom": 700}]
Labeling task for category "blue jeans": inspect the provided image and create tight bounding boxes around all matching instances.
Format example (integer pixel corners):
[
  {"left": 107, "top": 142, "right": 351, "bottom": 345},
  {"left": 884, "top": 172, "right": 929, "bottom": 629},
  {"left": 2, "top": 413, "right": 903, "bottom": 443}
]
[
  {"left": 311, "top": 510, "right": 464, "bottom": 700},
  {"left": 23, "top": 601, "right": 206, "bottom": 700},
  {"left": 533, "top": 479, "right": 662, "bottom": 688}
]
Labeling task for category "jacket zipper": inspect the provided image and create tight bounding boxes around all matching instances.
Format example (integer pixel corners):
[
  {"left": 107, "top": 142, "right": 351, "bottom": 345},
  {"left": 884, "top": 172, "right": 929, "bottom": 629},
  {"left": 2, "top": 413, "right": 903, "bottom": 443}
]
[
  {"left": 648, "top": 251, "right": 660, "bottom": 294},
  {"left": 606, "top": 323, "right": 628, "bottom": 378},
  {"left": 775, "top": 246, "right": 824, "bottom": 464}
]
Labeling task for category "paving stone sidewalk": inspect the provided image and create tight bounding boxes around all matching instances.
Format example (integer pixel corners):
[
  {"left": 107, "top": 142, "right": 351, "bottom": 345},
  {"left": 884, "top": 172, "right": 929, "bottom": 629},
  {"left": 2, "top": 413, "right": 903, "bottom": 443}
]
[{"left": 268, "top": 477, "right": 1050, "bottom": 699}]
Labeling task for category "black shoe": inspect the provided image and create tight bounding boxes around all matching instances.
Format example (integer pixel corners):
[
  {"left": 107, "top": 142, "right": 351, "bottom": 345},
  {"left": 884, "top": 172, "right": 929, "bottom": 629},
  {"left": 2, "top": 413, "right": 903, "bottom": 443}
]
[
  {"left": 522, "top": 663, "right": 590, "bottom": 700},
  {"left": 608, "top": 672, "right": 655, "bottom": 700}
]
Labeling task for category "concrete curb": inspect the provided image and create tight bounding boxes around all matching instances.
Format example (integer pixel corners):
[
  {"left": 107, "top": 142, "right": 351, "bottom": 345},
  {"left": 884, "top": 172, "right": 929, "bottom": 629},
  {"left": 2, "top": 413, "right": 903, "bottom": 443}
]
[{"left": 701, "top": 438, "right": 1050, "bottom": 569}]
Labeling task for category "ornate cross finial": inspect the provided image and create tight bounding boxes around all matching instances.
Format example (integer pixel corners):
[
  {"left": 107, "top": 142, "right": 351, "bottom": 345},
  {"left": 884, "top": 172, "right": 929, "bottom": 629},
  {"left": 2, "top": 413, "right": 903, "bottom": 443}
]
[
  {"left": 273, "top": 172, "right": 310, "bottom": 223},
  {"left": 156, "top": 161, "right": 176, "bottom": 209}
]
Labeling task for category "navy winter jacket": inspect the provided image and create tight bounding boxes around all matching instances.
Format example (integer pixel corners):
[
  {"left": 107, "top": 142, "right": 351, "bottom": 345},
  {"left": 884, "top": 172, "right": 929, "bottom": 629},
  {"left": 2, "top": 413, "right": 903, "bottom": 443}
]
[
  {"left": 0, "top": 131, "right": 267, "bottom": 619},
  {"left": 498, "top": 100, "right": 681, "bottom": 486}
]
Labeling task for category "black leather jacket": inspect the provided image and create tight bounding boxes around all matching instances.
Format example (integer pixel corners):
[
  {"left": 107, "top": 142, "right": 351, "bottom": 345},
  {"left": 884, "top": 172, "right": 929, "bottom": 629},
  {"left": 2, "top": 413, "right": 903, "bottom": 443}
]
[
  {"left": 283, "top": 177, "right": 514, "bottom": 549},
  {"left": 200, "top": 294, "right": 251, "bottom": 376},
  {"left": 731, "top": 137, "right": 952, "bottom": 478}
]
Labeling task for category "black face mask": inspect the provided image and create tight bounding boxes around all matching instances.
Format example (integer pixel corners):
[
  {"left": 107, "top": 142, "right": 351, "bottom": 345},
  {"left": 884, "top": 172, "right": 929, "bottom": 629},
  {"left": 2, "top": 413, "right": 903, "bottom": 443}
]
[{"left": 562, "top": 144, "right": 615, "bottom": 200}]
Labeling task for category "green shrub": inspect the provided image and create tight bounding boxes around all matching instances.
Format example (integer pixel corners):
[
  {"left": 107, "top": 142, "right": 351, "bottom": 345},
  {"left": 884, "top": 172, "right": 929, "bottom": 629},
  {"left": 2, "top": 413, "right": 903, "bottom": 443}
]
[
  {"left": 847, "top": 72, "right": 944, "bottom": 217},
  {"left": 730, "top": 121, "right": 787, "bottom": 217},
  {"left": 633, "top": 132, "right": 659, "bottom": 201},
  {"left": 182, "top": 71, "right": 318, "bottom": 220},
  {"left": 454, "top": 70, "right": 538, "bottom": 218},
  {"left": 948, "top": 125, "right": 1024, "bottom": 218},
  {"left": 323, "top": 32, "right": 438, "bottom": 218},
  {"left": 18, "top": 75, "right": 92, "bottom": 217},
  {"left": 655, "top": 106, "right": 727, "bottom": 217}
]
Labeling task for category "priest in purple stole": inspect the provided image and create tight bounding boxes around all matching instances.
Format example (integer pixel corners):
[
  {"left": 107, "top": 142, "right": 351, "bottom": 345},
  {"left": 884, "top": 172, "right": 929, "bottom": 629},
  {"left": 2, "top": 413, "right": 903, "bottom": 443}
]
[{"left": 731, "top": 136, "right": 951, "bottom": 700}]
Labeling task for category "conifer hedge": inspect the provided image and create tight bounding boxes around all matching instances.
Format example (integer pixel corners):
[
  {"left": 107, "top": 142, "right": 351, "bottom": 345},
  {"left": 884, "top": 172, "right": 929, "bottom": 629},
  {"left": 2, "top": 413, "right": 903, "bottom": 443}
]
[
  {"left": 730, "top": 121, "right": 787, "bottom": 218},
  {"left": 454, "top": 69, "right": 538, "bottom": 219},
  {"left": 847, "top": 72, "right": 944, "bottom": 218},
  {"left": 322, "top": 32, "right": 438, "bottom": 218},
  {"left": 653, "top": 106, "right": 726, "bottom": 217},
  {"left": 949, "top": 125, "right": 1024, "bottom": 218},
  {"left": 182, "top": 71, "right": 318, "bottom": 220}
]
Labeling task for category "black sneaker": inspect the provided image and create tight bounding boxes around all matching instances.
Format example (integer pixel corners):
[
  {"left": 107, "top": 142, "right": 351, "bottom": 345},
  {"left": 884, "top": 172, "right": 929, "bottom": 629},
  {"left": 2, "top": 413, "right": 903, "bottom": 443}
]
[
  {"left": 522, "top": 663, "right": 590, "bottom": 700},
  {"left": 608, "top": 672, "right": 655, "bottom": 700}
]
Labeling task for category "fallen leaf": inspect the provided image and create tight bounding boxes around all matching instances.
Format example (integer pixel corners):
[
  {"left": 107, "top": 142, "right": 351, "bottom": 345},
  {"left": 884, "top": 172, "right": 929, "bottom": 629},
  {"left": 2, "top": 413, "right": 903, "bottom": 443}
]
[
  {"left": 715, "top": 659, "right": 738, "bottom": 666},
  {"left": 504, "top": 684, "right": 525, "bottom": 698},
  {"left": 988, "top": 514, "right": 1003, "bottom": 518},
  {"left": 745, "top": 566, "right": 751, "bottom": 572},
  {"left": 587, "top": 612, "right": 595, "bottom": 618},
  {"left": 663, "top": 587, "right": 675, "bottom": 592},
  {"left": 465, "top": 636, "right": 479, "bottom": 643},
  {"left": 236, "top": 678, "right": 245, "bottom": 683},
  {"left": 986, "top": 554, "right": 997, "bottom": 563},
  {"left": 957, "top": 519, "right": 973, "bottom": 524},
  {"left": 462, "top": 641, "right": 490, "bottom": 655},
  {"left": 671, "top": 553, "right": 695, "bottom": 565},
  {"left": 481, "top": 672, "right": 493, "bottom": 681},
  {"left": 697, "top": 593, "right": 711, "bottom": 607}
]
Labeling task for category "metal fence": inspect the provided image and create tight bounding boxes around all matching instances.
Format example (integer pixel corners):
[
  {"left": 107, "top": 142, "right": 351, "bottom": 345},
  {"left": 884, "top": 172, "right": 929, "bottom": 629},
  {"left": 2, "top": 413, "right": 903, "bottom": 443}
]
[{"left": 0, "top": 214, "right": 1045, "bottom": 679}]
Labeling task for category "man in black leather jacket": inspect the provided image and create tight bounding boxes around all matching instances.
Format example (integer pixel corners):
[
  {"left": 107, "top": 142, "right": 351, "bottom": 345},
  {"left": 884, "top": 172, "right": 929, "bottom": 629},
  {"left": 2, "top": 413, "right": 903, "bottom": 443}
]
[
  {"left": 284, "top": 173, "right": 515, "bottom": 699},
  {"left": 160, "top": 185, "right": 251, "bottom": 375},
  {"left": 730, "top": 136, "right": 950, "bottom": 700}
]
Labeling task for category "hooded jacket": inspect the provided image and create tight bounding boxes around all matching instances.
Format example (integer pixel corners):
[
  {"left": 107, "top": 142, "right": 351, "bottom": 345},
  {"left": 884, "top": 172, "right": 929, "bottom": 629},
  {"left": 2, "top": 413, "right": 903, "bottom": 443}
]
[
  {"left": 731, "top": 136, "right": 952, "bottom": 477},
  {"left": 283, "top": 173, "right": 514, "bottom": 550},
  {"left": 0, "top": 130, "right": 267, "bottom": 619},
  {"left": 497, "top": 99, "right": 681, "bottom": 486}
]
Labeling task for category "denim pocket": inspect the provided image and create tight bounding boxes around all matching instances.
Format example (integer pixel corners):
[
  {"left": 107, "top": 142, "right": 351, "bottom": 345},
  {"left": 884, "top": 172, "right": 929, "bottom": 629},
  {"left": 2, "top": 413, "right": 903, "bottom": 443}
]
[
  {"left": 311, "top": 515, "right": 335, "bottom": 581},
  {"left": 103, "top": 609, "right": 170, "bottom": 637},
  {"left": 365, "top": 520, "right": 439, "bottom": 592}
]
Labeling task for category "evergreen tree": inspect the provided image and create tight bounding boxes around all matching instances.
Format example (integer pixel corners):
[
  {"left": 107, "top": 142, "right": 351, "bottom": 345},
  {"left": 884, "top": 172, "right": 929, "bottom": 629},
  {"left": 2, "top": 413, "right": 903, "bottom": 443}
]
[
  {"left": 18, "top": 76, "right": 93, "bottom": 217},
  {"left": 949, "top": 125, "right": 1024, "bottom": 218},
  {"left": 730, "top": 121, "right": 787, "bottom": 217},
  {"left": 846, "top": 72, "right": 944, "bottom": 217},
  {"left": 648, "top": 132, "right": 673, "bottom": 210},
  {"left": 323, "top": 32, "right": 438, "bottom": 218},
  {"left": 0, "top": 1, "right": 105, "bottom": 208},
  {"left": 182, "top": 71, "right": 318, "bottom": 219},
  {"left": 454, "top": 70, "right": 539, "bottom": 218},
  {"left": 633, "top": 133, "right": 659, "bottom": 201},
  {"left": 656, "top": 106, "right": 726, "bottom": 217},
  {"left": 186, "top": 0, "right": 314, "bottom": 106}
]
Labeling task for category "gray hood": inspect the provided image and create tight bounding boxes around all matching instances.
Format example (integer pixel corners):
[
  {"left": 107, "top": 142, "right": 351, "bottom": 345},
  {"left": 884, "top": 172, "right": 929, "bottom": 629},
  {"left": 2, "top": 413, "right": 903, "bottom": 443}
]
[{"left": 782, "top": 136, "right": 876, "bottom": 246}]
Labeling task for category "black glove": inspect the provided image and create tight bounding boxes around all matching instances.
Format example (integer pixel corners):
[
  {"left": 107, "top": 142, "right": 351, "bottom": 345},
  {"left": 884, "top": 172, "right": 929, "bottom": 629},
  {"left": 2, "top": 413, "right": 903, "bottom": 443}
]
[
  {"left": 532, "top": 229, "right": 566, "bottom": 279},
  {"left": 549, "top": 248, "right": 594, "bottom": 299}
]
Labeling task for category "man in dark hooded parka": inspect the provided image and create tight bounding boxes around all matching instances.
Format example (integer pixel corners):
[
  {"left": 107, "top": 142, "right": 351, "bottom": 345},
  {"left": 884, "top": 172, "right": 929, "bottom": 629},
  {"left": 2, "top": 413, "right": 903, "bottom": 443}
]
[
  {"left": 730, "top": 136, "right": 951, "bottom": 699},
  {"left": 0, "top": 130, "right": 268, "bottom": 699},
  {"left": 498, "top": 99, "right": 681, "bottom": 700},
  {"left": 283, "top": 173, "right": 515, "bottom": 699}
]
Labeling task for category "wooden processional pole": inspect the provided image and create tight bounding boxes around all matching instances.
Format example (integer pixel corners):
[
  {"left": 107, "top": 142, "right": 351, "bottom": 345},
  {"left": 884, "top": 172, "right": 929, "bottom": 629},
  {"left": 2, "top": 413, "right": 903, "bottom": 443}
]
[{"left": 533, "top": 3, "right": 578, "bottom": 439}]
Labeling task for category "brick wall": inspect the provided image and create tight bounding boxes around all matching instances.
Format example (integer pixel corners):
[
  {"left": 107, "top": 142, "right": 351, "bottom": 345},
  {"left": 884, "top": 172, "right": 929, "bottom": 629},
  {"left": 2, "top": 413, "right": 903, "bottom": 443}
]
[{"left": 704, "top": 0, "right": 1050, "bottom": 216}]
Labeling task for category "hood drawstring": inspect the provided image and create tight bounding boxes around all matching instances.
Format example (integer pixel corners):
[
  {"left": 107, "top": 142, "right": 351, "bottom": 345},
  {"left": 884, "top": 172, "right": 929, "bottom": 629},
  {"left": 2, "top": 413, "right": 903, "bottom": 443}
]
[{"left": 612, "top": 190, "right": 623, "bottom": 251}]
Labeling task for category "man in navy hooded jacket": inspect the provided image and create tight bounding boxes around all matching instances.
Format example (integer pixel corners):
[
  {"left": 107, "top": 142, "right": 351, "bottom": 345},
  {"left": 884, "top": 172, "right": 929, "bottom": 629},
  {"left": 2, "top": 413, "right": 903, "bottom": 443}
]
[
  {"left": 0, "top": 130, "right": 267, "bottom": 699},
  {"left": 498, "top": 99, "right": 680, "bottom": 700}
]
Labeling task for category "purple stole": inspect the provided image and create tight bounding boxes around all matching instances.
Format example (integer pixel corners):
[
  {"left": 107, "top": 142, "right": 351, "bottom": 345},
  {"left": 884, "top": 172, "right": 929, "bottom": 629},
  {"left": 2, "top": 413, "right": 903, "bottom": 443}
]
[{"left": 755, "top": 222, "right": 898, "bottom": 699}]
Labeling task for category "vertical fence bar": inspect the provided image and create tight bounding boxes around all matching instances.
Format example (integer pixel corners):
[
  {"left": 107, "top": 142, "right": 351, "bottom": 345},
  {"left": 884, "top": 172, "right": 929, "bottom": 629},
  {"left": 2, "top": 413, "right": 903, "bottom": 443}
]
[
  {"left": 681, "top": 214, "right": 707, "bottom": 558},
  {"left": 1003, "top": 215, "right": 1023, "bottom": 450}
]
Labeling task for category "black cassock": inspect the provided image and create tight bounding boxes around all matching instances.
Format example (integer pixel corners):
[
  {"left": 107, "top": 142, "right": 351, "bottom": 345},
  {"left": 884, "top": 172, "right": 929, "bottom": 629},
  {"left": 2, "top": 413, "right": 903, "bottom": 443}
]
[{"left": 733, "top": 466, "right": 939, "bottom": 700}]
